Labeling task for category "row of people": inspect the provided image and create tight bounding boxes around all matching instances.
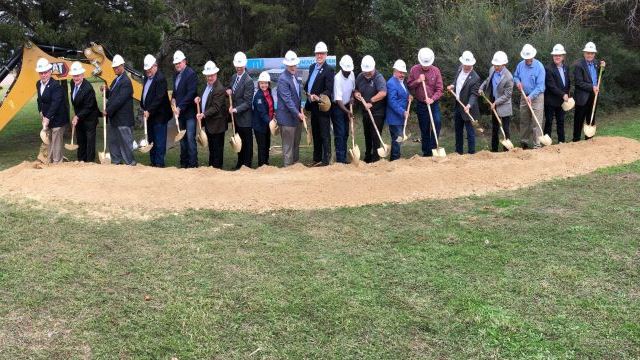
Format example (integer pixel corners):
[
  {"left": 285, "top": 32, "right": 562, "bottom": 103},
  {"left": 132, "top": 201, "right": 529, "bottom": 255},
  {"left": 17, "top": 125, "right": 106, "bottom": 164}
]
[{"left": 35, "top": 41, "right": 604, "bottom": 167}]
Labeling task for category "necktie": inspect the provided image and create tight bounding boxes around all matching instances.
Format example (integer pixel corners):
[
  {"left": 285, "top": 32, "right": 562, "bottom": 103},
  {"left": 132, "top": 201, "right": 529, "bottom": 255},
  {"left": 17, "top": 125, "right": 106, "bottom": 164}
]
[
  {"left": 73, "top": 85, "right": 80, "bottom": 100},
  {"left": 232, "top": 74, "right": 242, "bottom": 92}
]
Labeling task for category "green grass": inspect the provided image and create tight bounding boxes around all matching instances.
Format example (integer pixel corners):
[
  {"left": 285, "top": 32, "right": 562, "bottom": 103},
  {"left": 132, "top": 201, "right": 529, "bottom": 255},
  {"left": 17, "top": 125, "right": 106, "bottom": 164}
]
[{"left": 1, "top": 98, "right": 639, "bottom": 358}]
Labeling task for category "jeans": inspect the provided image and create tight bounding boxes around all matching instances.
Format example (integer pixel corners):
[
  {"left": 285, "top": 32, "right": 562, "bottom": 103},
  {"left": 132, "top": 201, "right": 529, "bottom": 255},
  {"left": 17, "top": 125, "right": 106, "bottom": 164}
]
[
  {"left": 416, "top": 101, "right": 441, "bottom": 156},
  {"left": 331, "top": 106, "right": 349, "bottom": 163},
  {"left": 179, "top": 117, "right": 198, "bottom": 168},
  {"left": 388, "top": 124, "right": 403, "bottom": 161},
  {"left": 454, "top": 107, "right": 476, "bottom": 155},
  {"left": 148, "top": 121, "right": 167, "bottom": 167}
]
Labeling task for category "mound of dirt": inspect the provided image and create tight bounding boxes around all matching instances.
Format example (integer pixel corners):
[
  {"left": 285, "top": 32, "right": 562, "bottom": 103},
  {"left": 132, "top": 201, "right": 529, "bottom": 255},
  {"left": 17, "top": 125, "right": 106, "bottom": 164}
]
[{"left": 1, "top": 136, "right": 639, "bottom": 217}]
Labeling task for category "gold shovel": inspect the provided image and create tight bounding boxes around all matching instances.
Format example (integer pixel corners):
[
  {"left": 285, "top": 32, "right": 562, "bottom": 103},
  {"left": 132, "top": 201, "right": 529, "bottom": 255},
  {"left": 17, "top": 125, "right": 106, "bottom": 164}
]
[
  {"left": 301, "top": 111, "right": 312, "bottom": 145},
  {"left": 227, "top": 94, "right": 242, "bottom": 153},
  {"left": 397, "top": 95, "right": 413, "bottom": 143},
  {"left": 194, "top": 98, "right": 208, "bottom": 148},
  {"left": 64, "top": 123, "right": 79, "bottom": 151},
  {"left": 98, "top": 87, "right": 110, "bottom": 164},
  {"left": 421, "top": 81, "right": 446, "bottom": 157},
  {"left": 347, "top": 103, "right": 361, "bottom": 165},
  {"left": 519, "top": 88, "right": 552, "bottom": 146},
  {"left": 583, "top": 64, "right": 605, "bottom": 138},
  {"left": 269, "top": 118, "right": 279, "bottom": 136},
  {"left": 170, "top": 99, "right": 186, "bottom": 142},
  {"left": 39, "top": 117, "right": 50, "bottom": 145},
  {"left": 138, "top": 113, "right": 154, "bottom": 153},
  {"left": 480, "top": 93, "right": 514, "bottom": 151},
  {"left": 358, "top": 96, "right": 389, "bottom": 158}
]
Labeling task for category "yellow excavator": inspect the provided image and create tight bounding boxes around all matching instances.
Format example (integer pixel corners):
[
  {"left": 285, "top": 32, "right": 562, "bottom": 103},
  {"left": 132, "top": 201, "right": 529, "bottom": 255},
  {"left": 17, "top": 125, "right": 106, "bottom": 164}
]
[{"left": 0, "top": 42, "right": 179, "bottom": 145}]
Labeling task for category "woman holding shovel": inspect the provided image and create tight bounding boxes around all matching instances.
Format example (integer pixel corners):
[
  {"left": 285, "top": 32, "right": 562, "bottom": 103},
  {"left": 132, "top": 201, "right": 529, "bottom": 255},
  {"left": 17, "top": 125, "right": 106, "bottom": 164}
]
[
  {"left": 479, "top": 51, "right": 514, "bottom": 152},
  {"left": 252, "top": 71, "right": 275, "bottom": 167},
  {"left": 385, "top": 60, "right": 410, "bottom": 161}
]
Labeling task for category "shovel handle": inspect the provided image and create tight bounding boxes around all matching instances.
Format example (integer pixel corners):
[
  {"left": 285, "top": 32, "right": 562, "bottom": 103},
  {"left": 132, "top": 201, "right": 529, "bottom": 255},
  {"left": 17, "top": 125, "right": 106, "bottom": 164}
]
[
  {"left": 589, "top": 65, "right": 605, "bottom": 126},
  {"left": 70, "top": 123, "right": 76, "bottom": 146},
  {"left": 421, "top": 81, "right": 440, "bottom": 148},
  {"left": 448, "top": 89, "right": 477, "bottom": 123},
  {"left": 228, "top": 94, "right": 237, "bottom": 133},
  {"left": 480, "top": 93, "right": 508, "bottom": 138},
  {"left": 102, "top": 85, "right": 108, "bottom": 153},
  {"left": 519, "top": 88, "right": 545, "bottom": 133},
  {"left": 358, "top": 96, "right": 385, "bottom": 146},
  {"left": 349, "top": 103, "right": 356, "bottom": 148}
]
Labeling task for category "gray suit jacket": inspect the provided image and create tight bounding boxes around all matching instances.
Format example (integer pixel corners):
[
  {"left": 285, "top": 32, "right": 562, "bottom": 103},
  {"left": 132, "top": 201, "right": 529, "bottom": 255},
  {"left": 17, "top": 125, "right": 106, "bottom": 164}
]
[
  {"left": 480, "top": 67, "right": 514, "bottom": 117},
  {"left": 229, "top": 72, "right": 255, "bottom": 127}
]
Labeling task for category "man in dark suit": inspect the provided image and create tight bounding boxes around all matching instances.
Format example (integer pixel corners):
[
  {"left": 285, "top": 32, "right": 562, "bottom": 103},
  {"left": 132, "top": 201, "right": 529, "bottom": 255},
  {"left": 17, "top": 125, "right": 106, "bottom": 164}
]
[
  {"left": 227, "top": 51, "right": 255, "bottom": 169},
  {"left": 171, "top": 50, "right": 198, "bottom": 168},
  {"left": 304, "top": 41, "right": 335, "bottom": 166},
  {"left": 196, "top": 61, "right": 229, "bottom": 169},
  {"left": 573, "top": 41, "right": 605, "bottom": 141},
  {"left": 36, "top": 58, "right": 69, "bottom": 163},
  {"left": 447, "top": 51, "right": 481, "bottom": 155},
  {"left": 544, "top": 44, "right": 571, "bottom": 143},
  {"left": 104, "top": 54, "right": 136, "bottom": 165},
  {"left": 141, "top": 54, "right": 172, "bottom": 167},
  {"left": 69, "top": 61, "right": 100, "bottom": 162}
]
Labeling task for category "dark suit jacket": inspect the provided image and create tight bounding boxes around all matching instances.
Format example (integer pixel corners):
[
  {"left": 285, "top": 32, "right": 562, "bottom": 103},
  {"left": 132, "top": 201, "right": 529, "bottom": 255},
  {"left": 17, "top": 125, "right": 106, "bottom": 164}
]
[
  {"left": 172, "top": 66, "right": 198, "bottom": 120},
  {"left": 304, "top": 62, "right": 334, "bottom": 111},
  {"left": 36, "top": 79, "right": 69, "bottom": 128},
  {"left": 451, "top": 66, "right": 481, "bottom": 120},
  {"left": 70, "top": 79, "right": 100, "bottom": 124},
  {"left": 252, "top": 88, "right": 273, "bottom": 133},
  {"left": 201, "top": 80, "right": 229, "bottom": 134},
  {"left": 544, "top": 63, "right": 571, "bottom": 107},
  {"left": 141, "top": 71, "right": 172, "bottom": 124},
  {"left": 573, "top": 58, "right": 600, "bottom": 106},
  {"left": 106, "top": 74, "right": 134, "bottom": 127},
  {"left": 229, "top": 72, "right": 254, "bottom": 128}
]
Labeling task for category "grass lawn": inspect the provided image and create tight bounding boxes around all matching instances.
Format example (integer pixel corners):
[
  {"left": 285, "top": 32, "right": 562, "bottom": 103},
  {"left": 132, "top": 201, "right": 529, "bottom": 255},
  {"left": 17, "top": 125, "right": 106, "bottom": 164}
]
[{"left": 0, "top": 95, "right": 639, "bottom": 358}]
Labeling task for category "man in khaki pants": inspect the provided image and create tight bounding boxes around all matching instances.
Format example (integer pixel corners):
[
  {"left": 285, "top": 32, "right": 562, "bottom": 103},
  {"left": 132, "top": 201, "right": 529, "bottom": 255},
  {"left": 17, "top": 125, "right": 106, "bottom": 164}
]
[
  {"left": 35, "top": 58, "right": 69, "bottom": 163},
  {"left": 513, "top": 44, "right": 546, "bottom": 149}
]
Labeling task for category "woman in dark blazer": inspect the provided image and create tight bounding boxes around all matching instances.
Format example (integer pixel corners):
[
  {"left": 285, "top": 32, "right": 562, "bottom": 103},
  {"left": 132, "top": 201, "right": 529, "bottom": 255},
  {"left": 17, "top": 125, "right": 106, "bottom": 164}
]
[{"left": 252, "top": 71, "right": 274, "bottom": 167}]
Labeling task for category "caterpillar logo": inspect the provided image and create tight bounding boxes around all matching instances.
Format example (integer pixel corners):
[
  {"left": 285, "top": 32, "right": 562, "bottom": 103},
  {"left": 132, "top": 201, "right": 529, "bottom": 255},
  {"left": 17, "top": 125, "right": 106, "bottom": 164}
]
[{"left": 51, "top": 62, "right": 69, "bottom": 77}]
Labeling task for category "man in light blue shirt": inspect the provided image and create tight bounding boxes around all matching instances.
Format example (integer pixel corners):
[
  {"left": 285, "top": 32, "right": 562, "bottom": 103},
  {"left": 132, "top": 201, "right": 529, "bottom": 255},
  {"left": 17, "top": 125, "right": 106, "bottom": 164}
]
[{"left": 513, "top": 44, "right": 546, "bottom": 148}]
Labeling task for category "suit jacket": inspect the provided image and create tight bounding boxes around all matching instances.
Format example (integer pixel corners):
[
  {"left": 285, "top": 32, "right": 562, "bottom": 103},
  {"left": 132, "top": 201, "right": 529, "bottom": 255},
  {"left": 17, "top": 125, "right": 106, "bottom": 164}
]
[
  {"left": 70, "top": 79, "right": 100, "bottom": 124},
  {"left": 201, "top": 80, "right": 229, "bottom": 134},
  {"left": 451, "top": 66, "right": 481, "bottom": 120},
  {"left": 544, "top": 63, "right": 571, "bottom": 107},
  {"left": 252, "top": 88, "right": 274, "bottom": 133},
  {"left": 106, "top": 74, "right": 134, "bottom": 127},
  {"left": 36, "top": 79, "right": 69, "bottom": 128},
  {"left": 573, "top": 58, "right": 600, "bottom": 106},
  {"left": 276, "top": 70, "right": 302, "bottom": 127},
  {"left": 141, "top": 71, "right": 172, "bottom": 124},
  {"left": 304, "top": 62, "right": 334, "bottom": 111},
  {"left": 480, "top": 67, "right": 514, "bottom": 117},
  {"left": 385, "top": 76, "right": 409, "bottom": 126},
  {"left": 229, "top": 72, "right": 254, "bottom": 127},
  {"left": 172, "top": 66, "right": 197, "bottom": 120}
]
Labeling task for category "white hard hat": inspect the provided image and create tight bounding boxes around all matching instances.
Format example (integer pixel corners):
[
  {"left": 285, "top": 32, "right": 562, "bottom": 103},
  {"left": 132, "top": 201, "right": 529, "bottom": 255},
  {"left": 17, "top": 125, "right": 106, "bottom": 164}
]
[
  {"left": 282, "top": 50, "right": 300, "bottom": 66},
  {"left": 143, "top": 54, "right": 157, "bottom": 71},
  {"left": 392, "top": 59, "right": 407, "bottom": 73},
  {"left": 69, "top": 61, "right": 86, "bottom": 76},
  {"left": 550, "top": 44, "right": 566, "bottom": 55},
  {"left": 491, "top": 51, "right": 509, "bottom": 66},
  {"left": 258, "top": 71, "right": 271, "bottom": 83},
  {"left": 418, "top": 47, "right": 435, "bottom": 67},
  {"left": 111, "top": 54, "right": 125, "bottom": 67},
  {"left": 520, "top": 44, "right": 537, "bottom": 60},
  {"left": 173, "top": 50, "right": 186, "bottom": 64},
  {"left": 459, "top": 50, "right": 476, "bottom": 66},
  {"left": 202, "top": 60, "right": 220, "bottom": 75},
  {"left": 339, "top": 55, "right": 354, "bottom": 72},
  {"left": 361, "top": 55, "right": 375, "bottom": 72},
  {"left": 35, "top": 58, "right": 52, "bottom": 73},
  {"left": 233, "top": 52, "right": 247, "bottom": 67},
  {"left": 583, "top": 41, "right": 597, "bottom": 53},
  {"left": 314, "top": 41, "right": 328, "bottom": 53}
]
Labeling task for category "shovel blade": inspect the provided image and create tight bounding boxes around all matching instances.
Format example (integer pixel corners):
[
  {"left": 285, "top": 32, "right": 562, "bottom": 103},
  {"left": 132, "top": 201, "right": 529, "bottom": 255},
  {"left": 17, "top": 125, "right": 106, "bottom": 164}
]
[
  {"left": 230, "top": 135, "right": 242, "bottom": 153},
  {"left": 64, "top": 144, "right": 79, "bottom": 151},
  {"left": 197, "top": 130, "right": 208, "bottom": 147},
  {"left": 396, "top": 136, "right": 404, "bottom": 143},
  {"left": 539, "top": 134, "right": 553, "bottom": 146},
  {"left": 174, "top": 130, "right": 186, "bottom": 142},
  {"left": 501, "top": 139, "right": 515, "bottom": 151},
  {"left": 583, "top": 124, "right": 597, "bottom": 138},
  {"left": 432, "top": 147, "right": 446, "bottom": 158},
  {"left": 98, "top": 152, "right": 110, "bottom": 164},
  {"left": 377, "top": 144, "right": 390, "bottom": 158},
  {"left": 139, "top": 144, "right": 154, "bottom": 153},
  {"left": 40, "top": 130, "right": 50, "bottom": 145}
]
